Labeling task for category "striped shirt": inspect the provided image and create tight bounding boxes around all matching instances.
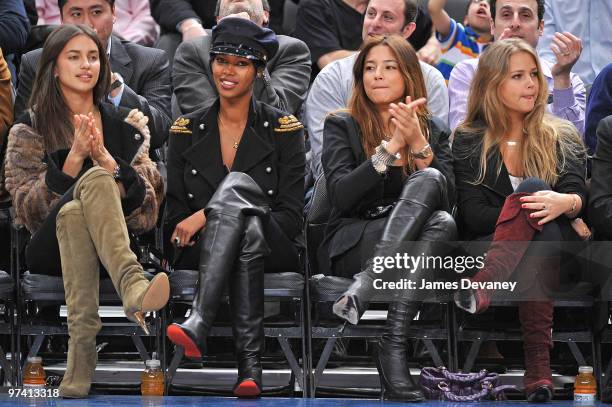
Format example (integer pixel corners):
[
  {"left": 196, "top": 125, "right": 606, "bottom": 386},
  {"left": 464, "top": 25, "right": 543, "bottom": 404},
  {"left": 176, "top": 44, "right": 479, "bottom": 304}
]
[{"left": 436, "top": 18, "right": 490, "bottom": 82}]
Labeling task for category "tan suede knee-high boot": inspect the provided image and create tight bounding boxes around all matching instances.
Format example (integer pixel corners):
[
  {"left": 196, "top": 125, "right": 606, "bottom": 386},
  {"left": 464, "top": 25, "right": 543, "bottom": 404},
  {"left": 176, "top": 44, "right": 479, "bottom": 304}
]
[
  {"left": 56, "top": 200, "right": 101, "bottom": 398},
  {"left": 73, "top": 167, "right": 169, "bottom": 332}
]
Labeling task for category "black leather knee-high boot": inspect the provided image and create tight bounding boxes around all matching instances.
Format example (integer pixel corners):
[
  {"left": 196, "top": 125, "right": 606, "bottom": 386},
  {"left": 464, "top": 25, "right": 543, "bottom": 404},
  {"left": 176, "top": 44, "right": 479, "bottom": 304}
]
[
  {"left": 333, "top": 168, "right": 450, "bottom": 324},
  {"left": 167, "top": 173, "right": 269, "bottom": 359},
  {"left": 375, "top": 210, "right": 456, "bottom": 401},
  {"left": 230, "top": 216, "right": 270, "bottom": 398},
  {"left": 374, "top": 300, "right": 424, "bottom": 401}
]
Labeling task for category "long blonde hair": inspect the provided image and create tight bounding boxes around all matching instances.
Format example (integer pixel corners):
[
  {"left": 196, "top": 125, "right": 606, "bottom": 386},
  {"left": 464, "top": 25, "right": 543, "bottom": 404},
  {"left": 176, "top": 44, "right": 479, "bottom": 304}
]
[
  {"left": 458, "top": 39, "right": 584, "bottom": 186},
  {"left": 348, "top": 35, "right": 430, "bottom": 174}
]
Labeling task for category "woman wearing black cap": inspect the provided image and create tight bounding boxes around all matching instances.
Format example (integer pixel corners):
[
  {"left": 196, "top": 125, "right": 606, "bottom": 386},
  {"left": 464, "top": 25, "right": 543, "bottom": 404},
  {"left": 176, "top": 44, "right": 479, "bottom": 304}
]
[{"left": 164, "top": 17, "right": 305, "bottom": 397}]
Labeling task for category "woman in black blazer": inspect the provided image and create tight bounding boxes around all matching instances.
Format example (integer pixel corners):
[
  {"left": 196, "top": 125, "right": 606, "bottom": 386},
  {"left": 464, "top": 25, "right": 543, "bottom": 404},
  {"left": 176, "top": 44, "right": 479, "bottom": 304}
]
[
  {"left": 164, "top": 18, "right": 304, "bottom": 398},
  {"left": 453, "top": 39, "right": 587, "bottom": 402},
  {"left": 321, "top": 35, "right": 455, "bottom": 401}
]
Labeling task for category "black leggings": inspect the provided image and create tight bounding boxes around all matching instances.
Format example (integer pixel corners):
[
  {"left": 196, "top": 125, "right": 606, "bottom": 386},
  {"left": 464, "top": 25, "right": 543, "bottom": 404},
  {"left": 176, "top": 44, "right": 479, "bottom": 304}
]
[{"left": 25, "top": 187, "right": 74, "bottom": 276}]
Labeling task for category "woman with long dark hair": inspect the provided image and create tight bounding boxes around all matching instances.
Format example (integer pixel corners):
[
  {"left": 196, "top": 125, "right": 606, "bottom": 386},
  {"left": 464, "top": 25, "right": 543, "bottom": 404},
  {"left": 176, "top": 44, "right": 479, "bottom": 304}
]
[
  {"left": 320, "top": 35, "right": 455, "bottom": 401},
  {"left": 164, "top": 17, "right": 305, "bottom": 398},
  {"left": 453, "top": 39, "right": 587, "bottom": 402},
  {"left": 4, "top": 24, "right": 167, "bottom": 398}
]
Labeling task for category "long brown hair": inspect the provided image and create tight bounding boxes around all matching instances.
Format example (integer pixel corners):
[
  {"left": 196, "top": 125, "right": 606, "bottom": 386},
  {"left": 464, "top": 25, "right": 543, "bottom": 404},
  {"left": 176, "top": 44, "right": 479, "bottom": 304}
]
[
  {"left": 458, "top": 39, "right": 584, "bottom": 185},
  {"left": 349, "top": 35, "right": 430, "bottom": 174},
  {"left": 28, "top": 24, "right": 111, "bottom": 152}
]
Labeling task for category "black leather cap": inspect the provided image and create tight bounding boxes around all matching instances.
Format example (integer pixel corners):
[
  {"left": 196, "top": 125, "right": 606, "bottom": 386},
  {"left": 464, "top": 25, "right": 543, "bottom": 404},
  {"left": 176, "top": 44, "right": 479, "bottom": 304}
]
[{"left": 210, "top": 17, "right": 279, "bottom": 65}]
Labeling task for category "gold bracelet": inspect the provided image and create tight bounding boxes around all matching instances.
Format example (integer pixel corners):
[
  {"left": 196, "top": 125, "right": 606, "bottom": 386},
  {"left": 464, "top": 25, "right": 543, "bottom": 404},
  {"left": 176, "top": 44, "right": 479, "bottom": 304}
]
[{"left": 567, "top": 194, "right": 577, "bottom": 215}]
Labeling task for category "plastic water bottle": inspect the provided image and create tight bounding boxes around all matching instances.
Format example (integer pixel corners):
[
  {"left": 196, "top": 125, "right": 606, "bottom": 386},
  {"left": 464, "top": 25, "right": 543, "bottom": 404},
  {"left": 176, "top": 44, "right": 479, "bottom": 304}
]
[
  {"left": 23, "top": 356, "right": 46, "bottom": 389},
  {"left": 574, "top": 365, "right": 597, "bottom": 403},
  {"left": 141, "top": 355, "right": 164, "bottom": 396}
]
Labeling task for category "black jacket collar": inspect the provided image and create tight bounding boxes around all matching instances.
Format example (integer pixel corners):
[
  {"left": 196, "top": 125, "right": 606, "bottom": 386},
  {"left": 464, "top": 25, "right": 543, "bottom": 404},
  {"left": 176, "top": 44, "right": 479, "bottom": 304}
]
[
  {"left": 481, "top": 150, "right": 514, "bottom": 198},
  {"left": 99, "top": 102, "right": 144, "bottom": 162},
  {"left": 182, "top": 98, "right": 274, "bottom": 188}
]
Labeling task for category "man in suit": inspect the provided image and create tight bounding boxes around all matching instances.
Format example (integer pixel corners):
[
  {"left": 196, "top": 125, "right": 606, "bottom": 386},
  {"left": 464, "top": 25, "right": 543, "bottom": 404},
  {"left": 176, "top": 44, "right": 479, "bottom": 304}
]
[
  {"left": 172, "top": 0, "right": 311, "bottom": 117},
  {"left": 14, "top": 0, "right": 171, "bottom": 149},
  {"left": 150, "top": 0, "right": 287, "bottom": 66}
]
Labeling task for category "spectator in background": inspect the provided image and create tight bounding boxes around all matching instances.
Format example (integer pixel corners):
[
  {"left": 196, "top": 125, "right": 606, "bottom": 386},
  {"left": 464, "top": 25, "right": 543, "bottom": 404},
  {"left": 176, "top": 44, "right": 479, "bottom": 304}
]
[
  {"left": 294, "top": 0, "right": 366, "bottom": 75},
  {"left": 173, "top": 0, "right": 311, "bottom": 117},
  {"left": 448, "top": 0, "right": 585, "bottom": 135},
  {"left": 429, "top": 0, "right": 492, "bottom": 81},
  {"left": 538, "top": 0, "right": 611, "bottom": 87},
  {"left": 0, "top": 49, "right": 12, "bottom": 147},
  {"left": 590, "top": 113, "right": 612, "bottom": 239},
  {"left": 0, "top": 0, "right": 30, "bottom": 82},
  {"left": 0, "top": 49, "right": 11, "bottom": 273},
  {"left": 305, "top": 0, "right": 448, "bottom": 180},
  {"left": 35, "top": 0, "right": 158, "bottom": 46},
  {"left": 16, "top": 0, "right": 171, "bottom": 150},
  {"left": 585, "top": 63, "right": 612, "bottom": 155},
  {"left": 24, "top": 0, "right": 39, "bottom": 26},
  {"left": 150, "top": 0, "right": 286, "bottom": 68},
  {"left": 294, "top": 0, "right": 437, "bottom": 78}
]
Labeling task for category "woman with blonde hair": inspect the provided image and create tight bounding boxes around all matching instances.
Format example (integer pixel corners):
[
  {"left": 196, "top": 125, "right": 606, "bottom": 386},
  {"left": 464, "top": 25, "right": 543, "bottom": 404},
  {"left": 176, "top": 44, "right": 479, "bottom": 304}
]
[
  {"left": 453, "top": 38, "right": 587, "bottom": 402},
  {"left": 320, "top": 34, "right": 456, "bottom": 401}
]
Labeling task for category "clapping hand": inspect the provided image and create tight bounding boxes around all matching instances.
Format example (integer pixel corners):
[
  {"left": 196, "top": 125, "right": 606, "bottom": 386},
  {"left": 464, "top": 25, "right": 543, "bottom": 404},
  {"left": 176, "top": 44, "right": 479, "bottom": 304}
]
[
  {"left": 388, "top": 96, "right": 428, "bottom": 148},
  {"left": 88, "top": 113, "right": 114, "bottom": 170},
  {"left": 71, "top": 114, "right": 93, "bottom": 160}
]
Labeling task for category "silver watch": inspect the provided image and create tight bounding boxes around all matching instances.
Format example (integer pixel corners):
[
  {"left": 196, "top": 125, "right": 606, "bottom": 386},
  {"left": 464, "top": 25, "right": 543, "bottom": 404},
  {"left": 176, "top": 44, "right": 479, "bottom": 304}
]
[{"left": 411, "top": 143, "right": 433, "bottom": 159}]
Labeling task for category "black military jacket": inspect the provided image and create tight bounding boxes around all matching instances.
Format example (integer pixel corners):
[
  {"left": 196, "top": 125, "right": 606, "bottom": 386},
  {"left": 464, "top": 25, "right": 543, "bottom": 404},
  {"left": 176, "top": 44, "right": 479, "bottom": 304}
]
[{"left": 166, "top": 97, "right": 305, "bottom": 244}]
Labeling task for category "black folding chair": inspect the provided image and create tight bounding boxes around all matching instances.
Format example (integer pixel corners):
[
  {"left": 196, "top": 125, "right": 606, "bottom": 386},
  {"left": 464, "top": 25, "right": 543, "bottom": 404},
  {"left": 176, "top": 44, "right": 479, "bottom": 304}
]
[
  {"left": 305, "top": 174, "right": 457, "bottom": 395},
  {"left": 163, "top": 267, "right": 311, "bottom": 396},
  {"left": 11, "top": 222, "right": 167, "bottom": 386}
]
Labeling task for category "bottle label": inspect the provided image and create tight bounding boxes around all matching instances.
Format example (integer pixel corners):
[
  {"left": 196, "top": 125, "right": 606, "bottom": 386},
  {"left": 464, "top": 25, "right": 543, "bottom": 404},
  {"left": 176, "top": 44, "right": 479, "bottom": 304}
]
[
  {"left": 23, "top": 383, "right": 45, "bottom": 389},
  {"left": 574, "top": 393, "right": 596, "bottom": 403}
]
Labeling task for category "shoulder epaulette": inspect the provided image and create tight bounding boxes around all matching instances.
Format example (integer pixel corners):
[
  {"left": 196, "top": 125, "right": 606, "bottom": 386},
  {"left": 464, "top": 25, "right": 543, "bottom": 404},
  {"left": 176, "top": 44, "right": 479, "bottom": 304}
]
[
  {"left": 274, "top": 115, "right": 304, "bottom": 133},
  {"left": 170, "top": 117, "right": 192, "bottom": 135}
]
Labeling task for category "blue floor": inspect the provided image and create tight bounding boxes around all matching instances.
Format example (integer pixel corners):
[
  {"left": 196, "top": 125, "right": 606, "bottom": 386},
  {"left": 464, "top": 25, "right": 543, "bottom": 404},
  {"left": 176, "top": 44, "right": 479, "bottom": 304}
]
[{"left": 0, "top": 396, "right": 607, "bottom": 407}]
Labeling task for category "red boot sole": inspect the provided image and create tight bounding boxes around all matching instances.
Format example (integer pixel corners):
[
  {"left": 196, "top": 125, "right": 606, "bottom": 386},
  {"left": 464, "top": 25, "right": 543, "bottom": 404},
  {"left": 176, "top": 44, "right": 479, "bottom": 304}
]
[
  {"left": 167, "top": 324, "right": 202, "bottom": 359},
  {"left": 233, "top": 379, "right": 261, "bottom": 398}
]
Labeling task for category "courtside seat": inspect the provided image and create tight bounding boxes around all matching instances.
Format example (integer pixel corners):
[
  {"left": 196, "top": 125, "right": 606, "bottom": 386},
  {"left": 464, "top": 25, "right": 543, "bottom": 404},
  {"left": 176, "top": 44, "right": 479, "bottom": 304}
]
[
  {"left": 21, "top": 270, "right": 156, "bottom": 303},
  {"left": 169, "top": 270, "right": 304, "bottom": 300},
  {"left": 0, "top": 270, "right": 16, "bottom": 385},
  {"left": 165, "top": 269, "right": 310, "bottom": 396}
]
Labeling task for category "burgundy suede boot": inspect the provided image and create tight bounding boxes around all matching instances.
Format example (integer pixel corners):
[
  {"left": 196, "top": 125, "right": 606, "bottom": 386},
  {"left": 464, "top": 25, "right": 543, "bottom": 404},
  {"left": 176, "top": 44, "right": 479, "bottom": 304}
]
[
  {"left": 455, "top": 193, "right": 543, "bottom": 314},
  {"left": 520, "top": 300, "right": 554, "bottom": 402}
]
